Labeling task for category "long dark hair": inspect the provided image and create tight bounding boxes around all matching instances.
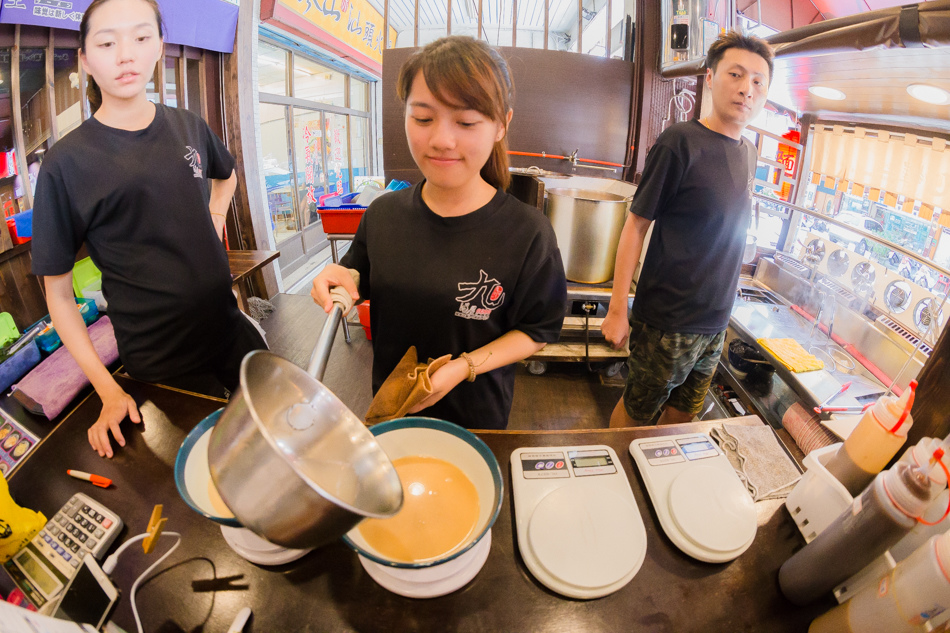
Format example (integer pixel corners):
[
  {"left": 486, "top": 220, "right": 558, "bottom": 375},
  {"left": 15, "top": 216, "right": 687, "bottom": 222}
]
[
  {"left": 397, "top": 36, "right": 514, "bottom": 191},
  {"left": 79, "top": 0, "right": 165, "bottom": 113}
]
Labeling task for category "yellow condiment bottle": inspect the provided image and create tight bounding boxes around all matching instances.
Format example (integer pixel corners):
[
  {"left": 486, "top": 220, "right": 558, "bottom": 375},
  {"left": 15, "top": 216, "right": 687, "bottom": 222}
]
[{"left": 825, "top": 381, "right": 917, "bottom": 497}]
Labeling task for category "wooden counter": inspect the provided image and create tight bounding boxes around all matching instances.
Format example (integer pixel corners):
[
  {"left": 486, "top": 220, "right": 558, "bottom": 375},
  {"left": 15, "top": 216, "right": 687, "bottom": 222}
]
[{"left": 6, "top": 376, "right": 830, "bottom": 633}]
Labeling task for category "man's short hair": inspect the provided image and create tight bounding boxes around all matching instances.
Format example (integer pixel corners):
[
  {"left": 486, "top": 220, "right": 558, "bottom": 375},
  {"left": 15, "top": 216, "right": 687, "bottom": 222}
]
[{"left": 705, "top": 31, "right": 774, "bottom": 84}]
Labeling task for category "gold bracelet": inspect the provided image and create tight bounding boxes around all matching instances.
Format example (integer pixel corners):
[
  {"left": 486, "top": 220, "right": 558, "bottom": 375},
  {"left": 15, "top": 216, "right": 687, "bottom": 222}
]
[
  {"left": 459, "top": 351, "right": 492, "bottom": 382},
  {"left": 211, "top": 211, "right": 227, "bottom": 218}
]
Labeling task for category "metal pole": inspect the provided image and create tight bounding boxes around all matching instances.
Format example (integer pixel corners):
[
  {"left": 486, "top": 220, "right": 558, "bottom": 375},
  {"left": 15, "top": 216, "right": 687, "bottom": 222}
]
[
  {"left": 544, "top": 0, "right": 549, "bottom": 49},
  {"left": 447, "top": 0, "right": 453, "bottom": 35},
  {"left": 606, "top": 0, "right": 612, "bottom": 57},
  {"left": 414, "top": 0, "right": 420, "bottom": 46},
  {"left": 577, "top": 0, "right": 583, "bottom": 53},
  {"left": 513, "top": 0, "right": 518, "bottom": 47}
]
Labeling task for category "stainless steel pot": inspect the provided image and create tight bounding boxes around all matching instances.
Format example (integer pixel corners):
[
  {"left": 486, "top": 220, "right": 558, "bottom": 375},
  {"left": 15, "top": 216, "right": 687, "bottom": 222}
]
[
  {"left": 544, "top": 188, "right": 632, "bottom": 283},
  {"left": 207, "top": 299, "right": 403, "bottom": 550}
]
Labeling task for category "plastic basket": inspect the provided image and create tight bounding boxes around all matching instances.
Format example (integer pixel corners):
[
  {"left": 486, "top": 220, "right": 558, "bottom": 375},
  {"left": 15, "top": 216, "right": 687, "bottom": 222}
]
[
  {"left": 72, "top": 257, "right": 103, "bottom": 298},
  {"left": 30, "top": 298, "right": 99, "bottom": 354},
  {"left": 356, "top": 301, "right": 371, "bottom": 340},
  {"left": 317, "top": 204, "right": 367, "bottom": 234},
  {"left": 0, "top": 313, "right": 18, "bottom": 347}
]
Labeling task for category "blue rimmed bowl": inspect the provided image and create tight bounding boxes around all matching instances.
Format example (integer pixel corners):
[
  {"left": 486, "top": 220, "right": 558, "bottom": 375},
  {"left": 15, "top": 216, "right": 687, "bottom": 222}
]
[
  {"left": 342, "top": 417, "right": 503, "bottom": 569},
  {"left": 174, "top": 409, "right": 242, "bottom": 527}
]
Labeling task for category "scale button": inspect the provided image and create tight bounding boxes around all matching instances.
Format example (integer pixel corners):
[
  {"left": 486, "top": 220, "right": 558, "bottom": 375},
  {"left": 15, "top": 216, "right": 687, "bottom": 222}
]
[
  {"left": 535, "top": 462, "right": 544, "bottom": 470},
  {"left": 545, "top": 461, "right": 555, "bottom": 470},
  {"left": 555, "top": 461, "right": 564, "bottom": 469},
  {"left": 670, "top": 448, "right": 677, "bottom": 455},
  {"left": 663, "top": 449, "right": 670, "bottom": 456},
  {"left": 667, "top": 466, "right": 757, "bottom": 554},
  {"left": 654, "top": 450, "right": 663, "bottom": 457},
  {"left": 527, "top": 485, "right": 645, "bottom": 591}
]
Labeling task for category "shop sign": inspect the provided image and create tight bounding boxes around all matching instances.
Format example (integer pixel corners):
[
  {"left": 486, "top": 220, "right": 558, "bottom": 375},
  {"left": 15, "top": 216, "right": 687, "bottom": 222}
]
[
  {"left": 276, "top": 0, "right": 395, "bottom": 66},
  {"left": 0, "top": 0, "right": 240, "bottom": 53},
  {"left": 302, "top": 122, "right": 323, "bottom": 204}
]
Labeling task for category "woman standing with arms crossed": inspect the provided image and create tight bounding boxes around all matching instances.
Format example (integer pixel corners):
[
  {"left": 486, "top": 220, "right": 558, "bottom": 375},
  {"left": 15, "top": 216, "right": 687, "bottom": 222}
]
[
  {"left": 312, "top": 36, "right": 567, "bottom": 430},
  {"left": 31, "top": 0, "right": 266, "bottom": 458}
]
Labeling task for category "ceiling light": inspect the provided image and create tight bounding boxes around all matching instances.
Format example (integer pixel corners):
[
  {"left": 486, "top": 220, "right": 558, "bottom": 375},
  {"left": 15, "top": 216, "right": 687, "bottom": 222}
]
[
  {"left": 808, "top": 86, "right": 846, "bottom": 101},
  {"left": 906, "top": 83, "right": 950, "bottom": 105}
]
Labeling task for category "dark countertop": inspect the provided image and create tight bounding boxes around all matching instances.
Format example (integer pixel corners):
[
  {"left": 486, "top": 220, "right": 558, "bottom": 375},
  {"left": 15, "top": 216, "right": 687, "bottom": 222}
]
[{"left": 6, "top": 373, "right": 831, "bottom": 633}]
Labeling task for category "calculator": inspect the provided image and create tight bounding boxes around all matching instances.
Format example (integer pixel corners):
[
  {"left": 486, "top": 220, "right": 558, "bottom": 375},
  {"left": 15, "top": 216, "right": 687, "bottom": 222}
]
[{"left": 3, "top": 492, "right": 123, "bottom": 613}]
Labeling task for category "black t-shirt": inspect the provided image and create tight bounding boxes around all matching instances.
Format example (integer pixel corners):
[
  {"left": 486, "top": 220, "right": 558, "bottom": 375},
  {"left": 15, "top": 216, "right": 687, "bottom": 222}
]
[
  {"left": 31, "top": 104, "right": 244, "bottom": 382},
  {"left": 630, "top": 119, "right": 756, "bottom": 334},
  {"left": 341, "top": 183, "right": 567, "bottom": 430}
]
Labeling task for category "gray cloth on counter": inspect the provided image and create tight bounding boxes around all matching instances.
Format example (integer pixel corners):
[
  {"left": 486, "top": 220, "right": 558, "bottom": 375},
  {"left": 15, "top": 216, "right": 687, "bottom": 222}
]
[{"left": 711, "top": 423, "right": 802, "bottom": 502}]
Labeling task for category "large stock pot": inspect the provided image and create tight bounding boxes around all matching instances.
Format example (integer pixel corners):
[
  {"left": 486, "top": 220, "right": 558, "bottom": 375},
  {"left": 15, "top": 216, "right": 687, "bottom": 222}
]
[{"left": 544, "top": 188, "right": 632, "bottom": 284}]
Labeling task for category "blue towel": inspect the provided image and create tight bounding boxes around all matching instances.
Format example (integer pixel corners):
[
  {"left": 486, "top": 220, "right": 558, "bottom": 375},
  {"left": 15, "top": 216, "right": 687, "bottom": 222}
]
[{"left": 0, "top": 340, "right": 41, "bottom": 394}]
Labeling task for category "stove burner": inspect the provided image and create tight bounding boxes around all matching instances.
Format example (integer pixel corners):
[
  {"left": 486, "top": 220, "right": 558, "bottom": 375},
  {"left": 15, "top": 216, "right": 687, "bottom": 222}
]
[
  {"left": 883, "top": 280, "right": 912, "bottom": 314},
  {"left": 827, "top": 250, "right": 850, "bottom": 277},
  {"left": 851, "top": 262, "right": 876, "bottom": 296},
  {"left": 804, "top": 239, "right": 825, "bottom": 265},
  {"left": 914, "top": 297, "right": 943, "bottom": 335}
]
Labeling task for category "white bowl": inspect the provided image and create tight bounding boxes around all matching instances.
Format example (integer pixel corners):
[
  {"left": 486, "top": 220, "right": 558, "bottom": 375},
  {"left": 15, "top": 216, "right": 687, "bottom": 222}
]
[{"left": 342, "top": 417, "right": 503, "bottom": 569}]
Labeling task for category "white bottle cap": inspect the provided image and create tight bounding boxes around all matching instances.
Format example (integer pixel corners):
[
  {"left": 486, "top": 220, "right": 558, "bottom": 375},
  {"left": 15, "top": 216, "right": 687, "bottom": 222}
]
[{"left": 884, "top": 463, "right": 933, "bottom": 518}]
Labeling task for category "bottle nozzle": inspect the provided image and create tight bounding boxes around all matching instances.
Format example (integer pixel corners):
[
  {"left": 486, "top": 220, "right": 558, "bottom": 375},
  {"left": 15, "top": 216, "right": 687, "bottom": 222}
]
[
  {"left": 890, "top": 380, "right": 917, "bottom": 433},
  {"left": 928, "top": 447, "right": 946, "bottom": 478}
]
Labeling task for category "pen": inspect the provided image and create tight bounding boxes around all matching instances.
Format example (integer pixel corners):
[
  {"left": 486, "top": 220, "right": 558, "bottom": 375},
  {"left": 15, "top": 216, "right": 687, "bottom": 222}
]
[
  {"left": 67, "top": 469, "right": 113, "bottom": 488},
  {"left": 228, "top": 607, "right": 252, "bottom": 633}
]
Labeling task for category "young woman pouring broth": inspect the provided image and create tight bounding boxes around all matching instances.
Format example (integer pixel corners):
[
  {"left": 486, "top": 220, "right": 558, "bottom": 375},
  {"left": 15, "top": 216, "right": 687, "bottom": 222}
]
[
  {"left": 312, "top": 36, "right": 567, "bottom": 430},
  {"left": 31, "top": 0, "right": 266, "bottom": 458}
]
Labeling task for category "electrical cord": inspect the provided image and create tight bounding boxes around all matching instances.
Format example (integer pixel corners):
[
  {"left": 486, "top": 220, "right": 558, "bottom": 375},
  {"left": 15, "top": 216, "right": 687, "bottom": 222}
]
[{"left": 102, "top": 531, "right": 182, "bottom": 633}]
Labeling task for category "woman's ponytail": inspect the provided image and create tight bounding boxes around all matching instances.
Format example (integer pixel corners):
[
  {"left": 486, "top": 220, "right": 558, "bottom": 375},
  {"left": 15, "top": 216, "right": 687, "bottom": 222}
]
[{"left": 86, "top": 76, "right": 102, "bottom": 114}]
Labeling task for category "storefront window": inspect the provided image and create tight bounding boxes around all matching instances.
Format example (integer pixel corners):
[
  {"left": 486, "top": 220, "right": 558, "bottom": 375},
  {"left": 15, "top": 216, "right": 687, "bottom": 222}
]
[
  {"left": 293, "top": 56, "right": 345, "bottom": 107},
  {"left": 52, "top": 49, "right": 81, "bottom": 139},
  {"left": 19, "top": 49, "right": 49, "bottom": 153},
  {"left": 260, "top": 103, "right": 298, "bottom": 243},
  {"left": 164, "top": 56, "right": 180, "bottom": 107},
  {"left": 350, "top": 116, "right": 369, "bottom": 182},
  {"left": 292, "top": 108, "right": 325, "bottom": 230},
  {"left": 349, "top": 77, "right": 367, "bottom": 110},
  {"left": 258, "top": 40, "right": 287, "bottom": 96},
  {"left": 324, "top": 113, "right": 349, "bottom": 195}
]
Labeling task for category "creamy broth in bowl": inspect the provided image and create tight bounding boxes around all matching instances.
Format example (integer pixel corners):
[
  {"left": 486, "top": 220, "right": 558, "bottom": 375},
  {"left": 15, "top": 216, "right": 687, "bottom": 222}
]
[{"left": 358, "top": 456, "right": 480, "bottom": 563}]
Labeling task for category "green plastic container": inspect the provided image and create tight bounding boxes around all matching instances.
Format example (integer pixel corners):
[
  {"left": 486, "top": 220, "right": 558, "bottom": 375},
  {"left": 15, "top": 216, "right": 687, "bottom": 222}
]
[
  {"left": 0, "top": 313, "right": 18, "bottom": 347},
  {"left": 72, "top": 257, "right": 102, "bottom": 298}
]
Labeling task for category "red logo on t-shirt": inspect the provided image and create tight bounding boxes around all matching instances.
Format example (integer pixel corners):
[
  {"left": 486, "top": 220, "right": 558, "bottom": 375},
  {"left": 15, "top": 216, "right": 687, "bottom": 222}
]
[
  {"left": 184, "top": 146, "right": 203, "bottom": 179},
  {"left": 455, "top": 270, "right": 505, "bottom": 321}
]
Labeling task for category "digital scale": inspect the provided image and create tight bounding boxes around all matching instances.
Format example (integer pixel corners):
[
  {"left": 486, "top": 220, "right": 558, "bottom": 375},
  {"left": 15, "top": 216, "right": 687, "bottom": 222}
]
[
  {"left": 511, "top": 445, "right": 647, "bottom": 599},
  {"left": 629, "top": 433, "right": 757, "bottom": 563}
]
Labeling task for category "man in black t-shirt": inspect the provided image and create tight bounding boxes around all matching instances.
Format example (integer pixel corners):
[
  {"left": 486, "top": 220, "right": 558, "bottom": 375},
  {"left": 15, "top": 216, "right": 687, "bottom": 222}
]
[{"left": 602, "top": 32, "right": 774, "bottom": 427}]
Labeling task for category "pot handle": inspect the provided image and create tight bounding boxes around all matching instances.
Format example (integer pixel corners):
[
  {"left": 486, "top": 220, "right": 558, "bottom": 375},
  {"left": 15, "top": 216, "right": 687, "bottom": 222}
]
[{"left": 307, "top": 270, "right": 361, "bottom": 381}]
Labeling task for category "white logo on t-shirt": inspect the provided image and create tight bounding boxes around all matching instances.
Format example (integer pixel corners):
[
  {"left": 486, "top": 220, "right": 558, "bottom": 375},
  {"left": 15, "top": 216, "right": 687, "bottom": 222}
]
[
  {"left": 455, "top": 269, "right": 505, "bottom": 321},
  {"left": 184, "top": 146, "right": 203, "bottom": 178}
]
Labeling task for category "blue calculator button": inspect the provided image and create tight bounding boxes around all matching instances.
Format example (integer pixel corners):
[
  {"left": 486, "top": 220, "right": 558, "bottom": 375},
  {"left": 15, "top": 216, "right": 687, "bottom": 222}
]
[
  {"left": 43, "top": 534, "right": 52, "bottom": 544},
  {"left": 55, "top": 545, "right": 65, "bottom": 555},
  {"left": 63, "top": 552, "right": 71, "bottom": 562}
]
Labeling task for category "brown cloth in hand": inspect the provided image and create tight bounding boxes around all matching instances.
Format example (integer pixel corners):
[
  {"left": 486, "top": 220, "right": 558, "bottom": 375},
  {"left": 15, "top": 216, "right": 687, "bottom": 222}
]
[{"left": 365, "top": 346, "right": 452, "bottom": 425}]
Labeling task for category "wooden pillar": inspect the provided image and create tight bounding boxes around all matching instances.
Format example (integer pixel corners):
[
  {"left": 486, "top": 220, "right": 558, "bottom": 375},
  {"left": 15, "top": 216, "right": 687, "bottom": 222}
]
[
  {"left": 627, "top": 0, "right": 674, "bottom": 182},
  {"left": 45, "top": 31, "right": 58, "bottom": 146},
  {"left": 221, "top": 0, "right": 278, "bottom": 298}
]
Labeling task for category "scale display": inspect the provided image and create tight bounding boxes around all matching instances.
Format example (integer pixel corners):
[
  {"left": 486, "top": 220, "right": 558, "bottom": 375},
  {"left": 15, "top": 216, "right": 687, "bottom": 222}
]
[
  {"left": 511, "top": 445, "right": 646, "bottom": 599},
  {"left": 630, "top": 433, "right": 757, "bottom": 563}
]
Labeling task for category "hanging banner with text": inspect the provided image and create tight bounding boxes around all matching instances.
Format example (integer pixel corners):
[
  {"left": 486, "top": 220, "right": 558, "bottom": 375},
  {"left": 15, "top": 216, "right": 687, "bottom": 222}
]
[
  {"left": 273, "top": 0, "right": 395, "bottom": 70},
  {"left": 0, "top": 0, "right": 239, "bottom": 53}
]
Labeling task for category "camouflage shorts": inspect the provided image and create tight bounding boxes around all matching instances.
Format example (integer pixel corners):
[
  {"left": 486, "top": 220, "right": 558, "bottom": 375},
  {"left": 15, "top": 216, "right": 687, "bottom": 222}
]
[{"left": 622, "top": 319, "right": 726, "bottom": 422}]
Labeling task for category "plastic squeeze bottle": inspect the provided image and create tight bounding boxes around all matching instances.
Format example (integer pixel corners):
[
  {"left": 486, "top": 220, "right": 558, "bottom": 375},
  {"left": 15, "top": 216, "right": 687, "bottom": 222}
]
[
  {"left": 808, "top": 529, "right": 950, "bottom": 633},
  {"left": 825, "top": 381, "right": 917, "bottom": 496},
  {"left": 778, "top": 461, "right": 932, "bottom": 605}
]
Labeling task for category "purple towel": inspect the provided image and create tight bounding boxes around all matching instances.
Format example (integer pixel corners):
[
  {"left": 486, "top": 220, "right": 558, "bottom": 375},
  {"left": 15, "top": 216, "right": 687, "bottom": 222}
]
[{"left": 12, "top": 317, "right": 119, "bottom": 419}]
